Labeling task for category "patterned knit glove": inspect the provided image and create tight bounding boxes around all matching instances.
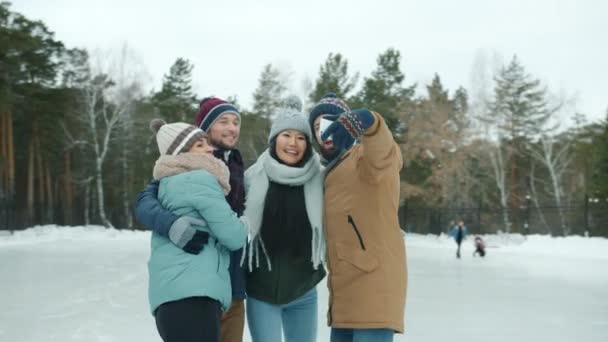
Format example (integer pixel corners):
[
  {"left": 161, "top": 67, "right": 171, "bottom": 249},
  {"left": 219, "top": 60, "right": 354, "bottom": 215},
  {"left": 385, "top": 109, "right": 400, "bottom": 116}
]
[
  {"left": 169, "top": 216, "right": 210, "bottom": 255},
  {"left": 321, "top": 109, "right": 375, "bottom": 151}
]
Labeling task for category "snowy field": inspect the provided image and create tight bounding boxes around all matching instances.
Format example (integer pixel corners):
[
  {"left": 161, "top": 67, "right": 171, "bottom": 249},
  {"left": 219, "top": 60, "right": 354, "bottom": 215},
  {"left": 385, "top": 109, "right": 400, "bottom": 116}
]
[{"left": 1, "top": 226, "right": 607, "bottom": 342}]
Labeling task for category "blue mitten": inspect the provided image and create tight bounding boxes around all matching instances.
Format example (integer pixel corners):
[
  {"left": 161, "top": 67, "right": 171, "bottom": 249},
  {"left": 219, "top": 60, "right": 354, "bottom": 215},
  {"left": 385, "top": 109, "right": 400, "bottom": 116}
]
[
  {"left": 321, "top": 109, "right": 375, "bottom": 152},
  {"left": 169, "top": 216, "right": 210, "bottom": 255}
]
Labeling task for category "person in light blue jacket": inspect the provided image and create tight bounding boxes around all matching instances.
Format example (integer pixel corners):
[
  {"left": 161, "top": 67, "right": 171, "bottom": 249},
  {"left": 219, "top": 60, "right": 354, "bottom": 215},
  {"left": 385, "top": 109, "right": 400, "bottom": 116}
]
[
  {"left": 449, "top": 220, "right": 469, "bottom": 259},
  {"left": 146, "top": 119, "right": 248, "bottom": 342}
]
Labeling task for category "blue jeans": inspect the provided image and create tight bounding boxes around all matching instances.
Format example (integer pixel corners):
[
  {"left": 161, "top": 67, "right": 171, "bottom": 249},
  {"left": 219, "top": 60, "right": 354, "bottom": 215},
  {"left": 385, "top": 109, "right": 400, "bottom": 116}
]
[
  {"left": 330, "top": 328, "right": 394, "bottom": 342},
  {"left": 246, "top": 288, "right": 317, "bottom": 342}
]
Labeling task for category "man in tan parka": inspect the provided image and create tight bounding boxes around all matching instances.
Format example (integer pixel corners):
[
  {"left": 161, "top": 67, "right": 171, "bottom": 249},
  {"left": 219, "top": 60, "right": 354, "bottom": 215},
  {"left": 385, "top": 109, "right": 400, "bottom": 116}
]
[{"left": 309, "top": 93, "right": 407, "bottom": 342}]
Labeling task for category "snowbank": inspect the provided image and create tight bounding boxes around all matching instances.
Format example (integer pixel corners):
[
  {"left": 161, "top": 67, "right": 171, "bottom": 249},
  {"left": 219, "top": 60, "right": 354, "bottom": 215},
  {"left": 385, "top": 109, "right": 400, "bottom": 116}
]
[
  {"left": 1, "top": 225, "right": 606, "bottom": 260},
  {"left": 0, "top": 225, "right": 149, "bottom": 246}
]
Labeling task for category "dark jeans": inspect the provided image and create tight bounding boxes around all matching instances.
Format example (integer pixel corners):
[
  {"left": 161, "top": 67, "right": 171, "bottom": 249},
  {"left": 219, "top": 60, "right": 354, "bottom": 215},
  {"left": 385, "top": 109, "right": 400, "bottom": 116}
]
[{"left": 155, "top": 296, "right": 222, "bottom": 342}]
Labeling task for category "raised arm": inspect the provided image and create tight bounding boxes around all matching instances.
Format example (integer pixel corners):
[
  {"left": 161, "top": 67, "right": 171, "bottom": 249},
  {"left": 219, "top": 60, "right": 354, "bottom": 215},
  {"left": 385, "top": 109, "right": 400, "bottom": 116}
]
[
  {"left": 320, "top": 109, "right": 402, "bottom": 183},
  {"left": 358, "top": 111, "right": 403, "bottom": 183}
]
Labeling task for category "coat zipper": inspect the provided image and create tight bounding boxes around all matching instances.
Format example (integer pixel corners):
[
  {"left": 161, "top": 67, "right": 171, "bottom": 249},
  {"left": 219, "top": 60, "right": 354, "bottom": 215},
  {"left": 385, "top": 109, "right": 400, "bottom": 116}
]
[
  {"left": 325, "top": 214, "right": 333, "bottom": 325},
  {"left": 347, "top": 215, "right": 366, "bottom": 250}
]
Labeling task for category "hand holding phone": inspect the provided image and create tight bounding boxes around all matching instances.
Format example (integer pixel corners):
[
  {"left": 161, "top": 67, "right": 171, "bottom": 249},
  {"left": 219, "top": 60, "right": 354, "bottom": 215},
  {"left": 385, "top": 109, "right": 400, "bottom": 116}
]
[{"left": 319, "top": 118, "right": 333, "bottom": 141}]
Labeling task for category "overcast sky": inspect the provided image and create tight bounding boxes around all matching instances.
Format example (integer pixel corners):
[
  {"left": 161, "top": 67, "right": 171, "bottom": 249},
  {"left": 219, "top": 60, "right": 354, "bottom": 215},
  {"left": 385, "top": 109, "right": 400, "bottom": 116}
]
[{"left": 12, "top": 0, "right": 608, "bottom": 123}]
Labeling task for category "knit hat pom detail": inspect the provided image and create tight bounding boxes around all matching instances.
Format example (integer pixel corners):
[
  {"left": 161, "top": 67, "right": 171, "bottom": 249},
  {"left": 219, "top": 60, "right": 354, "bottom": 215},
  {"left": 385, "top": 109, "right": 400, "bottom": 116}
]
[
  {"left": 280, "top": 95, "right": 303, "bottom": 112},
  {"left": 268, "top": 95, "right": 312, "bottom": 143},
  {"left": 199, "top": 97, "right": 214, "bottom": 108},
  {"left": 149, "top": 118, "right": 166, "bottom": 134}
]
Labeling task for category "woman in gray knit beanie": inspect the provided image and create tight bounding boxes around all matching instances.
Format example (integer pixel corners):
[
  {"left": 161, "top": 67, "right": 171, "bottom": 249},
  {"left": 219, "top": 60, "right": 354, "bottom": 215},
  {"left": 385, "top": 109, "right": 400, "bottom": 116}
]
[{"left": 242, "top": 95, "right": 326, "bottom": 342}]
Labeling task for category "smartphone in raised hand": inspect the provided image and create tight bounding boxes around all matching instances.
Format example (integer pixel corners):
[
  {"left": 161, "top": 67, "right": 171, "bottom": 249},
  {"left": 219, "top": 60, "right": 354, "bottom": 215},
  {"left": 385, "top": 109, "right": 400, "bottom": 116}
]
[{"left": 319, "top": 118, "right": 333, "bottom": 141}]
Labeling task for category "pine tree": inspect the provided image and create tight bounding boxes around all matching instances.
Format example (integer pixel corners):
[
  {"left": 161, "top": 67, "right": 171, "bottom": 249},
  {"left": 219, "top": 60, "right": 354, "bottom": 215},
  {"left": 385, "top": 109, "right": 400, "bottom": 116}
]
[
  {"left": 490, "top": 56, "right": 557, "bottom": 139},
  {"left": 401, "top": 75, "right": 472, "bottom": 208},
  {"left": 226, "top": 95, "right": 240, "bottom": 109},
  {"left": 239, "top": 110, "right": 271, "bottom": 164},
  {"left": 452, "top": 86, "right": 470, "bottom": 132},
  {"left": 309, "top": 53, "right": 358, "bottom": 104},
  {"left": 426, "top": 74, "right": 449, "bottom": 105},
  {"left": 0, "top": 2, "right": 67, "bottom": 227},
  {"left": 151, "top": 58, "right": 198, "bottom": 122},
  {"left": 252, "top": 64, "right": 287, "bottom": 120},
  {"left": 592, "top": 108, "right": 608, "bottom": 198},
  {"left": 350, "top": 48, "right": 415, "bottom": 135},
  {"left": 425, "top": 75, "right": 470, "bottom": 135},
  {"left": 488, "top": 55, "right": 559, "bottom": 227}
]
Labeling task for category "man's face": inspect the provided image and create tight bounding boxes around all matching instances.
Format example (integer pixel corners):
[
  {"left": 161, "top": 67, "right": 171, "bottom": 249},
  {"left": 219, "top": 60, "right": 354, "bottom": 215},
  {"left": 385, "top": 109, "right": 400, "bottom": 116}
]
[
  {"left": 206, "top": 113, "right": 240, "bottom": 149},
  {"left": 313, "top": 115, "right": 335, "bottom": 156}
]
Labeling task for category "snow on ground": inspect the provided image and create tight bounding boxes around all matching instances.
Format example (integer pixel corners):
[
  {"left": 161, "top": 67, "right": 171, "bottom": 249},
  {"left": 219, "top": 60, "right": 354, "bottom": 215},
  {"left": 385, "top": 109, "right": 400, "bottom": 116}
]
[{"left": 1, "top": 225, "right": 607, "bottom": 342}]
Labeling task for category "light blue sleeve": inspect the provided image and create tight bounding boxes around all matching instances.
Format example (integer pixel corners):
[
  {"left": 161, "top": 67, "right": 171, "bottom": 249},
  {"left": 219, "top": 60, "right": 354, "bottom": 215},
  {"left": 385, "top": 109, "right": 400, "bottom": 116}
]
[{"left": 183, "top": 171, "right": 247, "bottom": 251}]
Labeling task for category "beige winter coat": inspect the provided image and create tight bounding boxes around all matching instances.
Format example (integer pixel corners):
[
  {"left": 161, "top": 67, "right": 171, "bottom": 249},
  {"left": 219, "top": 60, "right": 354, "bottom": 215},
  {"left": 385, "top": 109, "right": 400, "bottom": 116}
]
[{"left": 323, "top": 112, "right": 407, "bottom": 333}]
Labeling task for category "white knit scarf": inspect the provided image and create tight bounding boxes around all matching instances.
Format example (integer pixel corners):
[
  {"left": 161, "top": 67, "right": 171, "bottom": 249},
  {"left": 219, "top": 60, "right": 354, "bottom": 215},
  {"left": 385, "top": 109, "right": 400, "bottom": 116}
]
[{"left": 242, "top": 150, "right": 325, "bottom": 271}]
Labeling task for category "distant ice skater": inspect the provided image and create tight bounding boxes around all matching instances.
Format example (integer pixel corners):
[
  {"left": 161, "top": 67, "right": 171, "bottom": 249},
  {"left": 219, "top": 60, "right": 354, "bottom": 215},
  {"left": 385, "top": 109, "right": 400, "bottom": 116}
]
[
  {"left": 473, "top": 236, "right": 486, "bottom": 257},
  {"left": 449, "top": 220, "right": 468, "bottom": 258}
]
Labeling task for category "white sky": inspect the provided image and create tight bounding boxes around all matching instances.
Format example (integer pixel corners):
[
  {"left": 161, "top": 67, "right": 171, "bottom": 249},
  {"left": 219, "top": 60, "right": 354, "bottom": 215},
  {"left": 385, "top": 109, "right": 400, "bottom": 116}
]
[{"left": 12, "top": 0, "right": 608, "bottom": 123}]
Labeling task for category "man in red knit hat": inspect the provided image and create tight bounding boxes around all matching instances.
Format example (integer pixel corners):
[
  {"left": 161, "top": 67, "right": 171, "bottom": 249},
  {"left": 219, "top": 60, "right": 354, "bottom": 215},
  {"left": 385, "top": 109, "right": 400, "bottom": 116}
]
[
  {"left": 136, "top": 96, "right": 247, "bottom": 342},
  {"left": 195, "top": 97, "right": 241, "bottom": 150}
]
